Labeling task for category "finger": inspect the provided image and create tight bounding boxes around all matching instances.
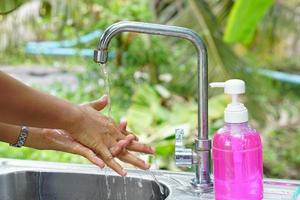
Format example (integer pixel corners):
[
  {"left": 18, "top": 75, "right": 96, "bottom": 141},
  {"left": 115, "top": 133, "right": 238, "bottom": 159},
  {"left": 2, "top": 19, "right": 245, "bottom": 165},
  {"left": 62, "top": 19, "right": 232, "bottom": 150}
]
[
  {"left": 112, "top": 127, "right": 138, "bottom": 142},
  {"left": 118, "top": 118, "right": 139, "bottom": 141},
  {"left": 88, "top": 95, "right": 108, "bottom": 111},
  {"left": 120, "top": 129, "right": 139, "bottom": 141},
  {"left": 119, "top": 118, "right": 127, "bottom": 130},
  {"left": 127, "top": 141, "right": 155, "bottom": 154},
  {"left": 72, "top": 144, "right": 105, "bottom": 168},
  {"left": 118, "top": 151, "right": 150, "bottom": 170},
  {"left": 98, "top": 146, "right": 127, "bottom": 176},
  {"left": 110, "top": 135, "right": 135, "bottom": 156}
]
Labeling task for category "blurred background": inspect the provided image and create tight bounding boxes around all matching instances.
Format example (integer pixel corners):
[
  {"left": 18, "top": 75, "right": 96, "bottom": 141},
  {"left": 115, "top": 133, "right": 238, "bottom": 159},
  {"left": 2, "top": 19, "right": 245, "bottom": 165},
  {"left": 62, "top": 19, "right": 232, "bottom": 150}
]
[{"left": 0, "top": 0, "right": 299, "bottom": 180}]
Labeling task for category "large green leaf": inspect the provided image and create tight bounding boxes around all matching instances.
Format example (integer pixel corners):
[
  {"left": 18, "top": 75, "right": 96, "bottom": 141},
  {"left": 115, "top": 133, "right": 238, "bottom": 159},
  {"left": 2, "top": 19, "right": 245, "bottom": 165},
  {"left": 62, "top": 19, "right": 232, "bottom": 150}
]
[
  {"left": 126, "top": 84, "right": 198, "bottom": 142},
  {"left": 155, "top": 140, "right": 175, "bottom": 157},
  {"left": 223, "top": 0, "right": 274, "bottom": 44},
  {"left": 0, "top": 0, "right": 25, "bottom": 14},
  {"left": 126, "top": 104, "right": 154, "bottom": 134},
  {"left": 126, "top": 84, "right": 163, "bottom": 134}
]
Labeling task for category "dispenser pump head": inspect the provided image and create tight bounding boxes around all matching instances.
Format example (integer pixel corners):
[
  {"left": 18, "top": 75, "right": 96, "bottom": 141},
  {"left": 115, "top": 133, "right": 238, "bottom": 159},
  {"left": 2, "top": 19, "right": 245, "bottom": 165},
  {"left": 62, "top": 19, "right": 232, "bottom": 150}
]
[{"left": 210, "top": 79, "right": 248, "bottom": 123}]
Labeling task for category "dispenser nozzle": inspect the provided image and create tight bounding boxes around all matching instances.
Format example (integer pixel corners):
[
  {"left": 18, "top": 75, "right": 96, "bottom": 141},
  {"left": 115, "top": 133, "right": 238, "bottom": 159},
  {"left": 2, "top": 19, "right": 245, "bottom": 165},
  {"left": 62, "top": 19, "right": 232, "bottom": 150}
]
[
  {"left": 209, "top": 82, "right": 225, "bottom": 88},
  {"left": 209, "top": 79, "right": 248, "bottom": 123},
  {"left": 209, "top": 79, "right": 245, "bottom": 95}
]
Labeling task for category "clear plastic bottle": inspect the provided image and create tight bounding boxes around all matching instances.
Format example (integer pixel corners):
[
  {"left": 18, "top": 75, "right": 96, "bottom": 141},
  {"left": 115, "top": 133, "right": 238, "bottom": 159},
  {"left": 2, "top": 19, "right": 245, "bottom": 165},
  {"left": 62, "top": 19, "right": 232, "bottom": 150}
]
[
  {"left": 213, "top": 122, "right": 263, "bottom": 200},
  {"left": 210, "top": 79, "right": 263, "bottom": 200}
]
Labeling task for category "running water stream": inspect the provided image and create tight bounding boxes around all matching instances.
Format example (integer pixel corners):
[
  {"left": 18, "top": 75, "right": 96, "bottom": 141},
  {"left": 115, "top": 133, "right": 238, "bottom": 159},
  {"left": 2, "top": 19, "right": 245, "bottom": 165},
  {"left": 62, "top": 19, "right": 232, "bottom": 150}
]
[
  {"left": 147, "top": 170, "right": 165, "bottom": 195},
  {"left": 99, "top": 64, "right": 112, "bottom": 118},
  {"left": 99, "top": 64, "right": 164, "bottom": 197}
]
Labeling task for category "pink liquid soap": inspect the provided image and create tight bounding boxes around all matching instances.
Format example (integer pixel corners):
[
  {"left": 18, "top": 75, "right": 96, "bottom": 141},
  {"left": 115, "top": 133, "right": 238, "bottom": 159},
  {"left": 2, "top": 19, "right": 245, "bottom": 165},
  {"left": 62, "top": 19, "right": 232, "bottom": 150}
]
[{"left": 213, "top": 122, "right": 263, "bottom": 200}]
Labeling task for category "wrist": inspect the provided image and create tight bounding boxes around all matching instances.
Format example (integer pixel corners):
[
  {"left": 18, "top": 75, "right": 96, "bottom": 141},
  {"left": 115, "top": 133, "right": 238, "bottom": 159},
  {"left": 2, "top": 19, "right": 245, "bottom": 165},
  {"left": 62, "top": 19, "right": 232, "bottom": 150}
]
[
  {"left": 26, "top": 128, "right": 63, "bottom": 151},
  {"left": 62, "top": 104, "right": 84, "bottom": 133},
  {"left": 25, "top": 127, "right": 46, "bottom": 149}
]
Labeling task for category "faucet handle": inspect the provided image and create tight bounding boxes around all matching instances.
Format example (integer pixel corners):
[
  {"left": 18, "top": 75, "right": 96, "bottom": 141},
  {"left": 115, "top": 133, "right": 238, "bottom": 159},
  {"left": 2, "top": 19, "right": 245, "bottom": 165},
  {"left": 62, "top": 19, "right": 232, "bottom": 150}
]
[
  {"left": 175, "top": 129, "right": 193, "bottom": 166},
  {"left": 175, "top": 128, "right": 184, "bottom": 147}
]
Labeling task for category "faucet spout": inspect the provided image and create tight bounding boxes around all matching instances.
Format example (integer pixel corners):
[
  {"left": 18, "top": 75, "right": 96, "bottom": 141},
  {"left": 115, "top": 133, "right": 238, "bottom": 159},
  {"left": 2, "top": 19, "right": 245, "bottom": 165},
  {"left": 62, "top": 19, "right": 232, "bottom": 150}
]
[{"left": 94, "top": 21, "right": 212, "bottom": 188}]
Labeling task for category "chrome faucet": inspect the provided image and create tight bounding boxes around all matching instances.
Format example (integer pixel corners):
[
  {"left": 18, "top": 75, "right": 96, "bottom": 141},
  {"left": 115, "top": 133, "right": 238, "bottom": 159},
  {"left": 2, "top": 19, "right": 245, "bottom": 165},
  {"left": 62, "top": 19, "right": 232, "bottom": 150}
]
[{"left": 94, "top": 21, "right": 212, "bottom": 190}]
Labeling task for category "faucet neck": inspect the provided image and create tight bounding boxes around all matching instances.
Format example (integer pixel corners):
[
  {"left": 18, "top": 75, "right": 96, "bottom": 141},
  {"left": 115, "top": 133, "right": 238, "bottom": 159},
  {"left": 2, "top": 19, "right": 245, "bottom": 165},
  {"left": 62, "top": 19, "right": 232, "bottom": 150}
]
[
  {"left": 94, "top": 21, "right": 208, "bottom": 139},
  {"left": 94, "top": 21, "right": 211, "bottom": 189}
]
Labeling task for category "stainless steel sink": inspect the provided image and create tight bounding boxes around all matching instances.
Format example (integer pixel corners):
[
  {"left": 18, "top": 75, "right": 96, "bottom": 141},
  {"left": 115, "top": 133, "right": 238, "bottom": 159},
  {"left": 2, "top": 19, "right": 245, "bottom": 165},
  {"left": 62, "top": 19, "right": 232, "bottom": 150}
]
[
  {"left": 0, "top": 171, "right": 168, "bottom": 200},
  {"left": 0, "top": 158, "right": 299, "bottom": 200}
]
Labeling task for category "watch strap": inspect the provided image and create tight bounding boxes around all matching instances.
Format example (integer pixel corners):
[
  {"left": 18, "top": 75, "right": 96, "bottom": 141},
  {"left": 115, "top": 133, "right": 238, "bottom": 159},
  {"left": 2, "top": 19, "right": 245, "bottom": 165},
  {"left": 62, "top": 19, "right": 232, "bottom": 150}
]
[{"left": 10, "top": 126, "right": 29, "bottom": 148}]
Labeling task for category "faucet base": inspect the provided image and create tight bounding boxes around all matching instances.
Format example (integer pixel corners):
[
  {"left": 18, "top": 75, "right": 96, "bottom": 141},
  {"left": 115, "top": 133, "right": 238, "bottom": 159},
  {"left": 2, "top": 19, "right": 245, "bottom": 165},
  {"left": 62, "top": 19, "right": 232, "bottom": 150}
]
[{"left": 190, "top": 178, "right": 213, "bottom": 192}]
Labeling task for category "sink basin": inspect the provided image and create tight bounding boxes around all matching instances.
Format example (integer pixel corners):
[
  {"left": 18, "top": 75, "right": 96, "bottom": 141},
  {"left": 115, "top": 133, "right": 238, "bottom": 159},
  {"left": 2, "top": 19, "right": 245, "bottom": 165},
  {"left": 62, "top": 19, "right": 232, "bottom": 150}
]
[
  {"left": 0, "top": 171, "right": 167, "bottom": 200},
  {"left": 0, "top": 158, "right": 299, "bottom": 200}
]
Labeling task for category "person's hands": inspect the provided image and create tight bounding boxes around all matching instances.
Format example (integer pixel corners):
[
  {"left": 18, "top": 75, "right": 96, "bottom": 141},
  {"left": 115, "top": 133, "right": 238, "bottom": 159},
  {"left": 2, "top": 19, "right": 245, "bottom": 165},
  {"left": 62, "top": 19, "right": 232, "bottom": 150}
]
[
  {"left": 40, "top": 128, "right": 133, "bottom": 169},
  {"left": 56, "top": 95, "right": 154, "bottom": 176},
  {"left": 113, "top": 119, "right": 154, "bottom": 170},
  {"left": 41, "top": 120, "right": 154, "bottom": 173}
]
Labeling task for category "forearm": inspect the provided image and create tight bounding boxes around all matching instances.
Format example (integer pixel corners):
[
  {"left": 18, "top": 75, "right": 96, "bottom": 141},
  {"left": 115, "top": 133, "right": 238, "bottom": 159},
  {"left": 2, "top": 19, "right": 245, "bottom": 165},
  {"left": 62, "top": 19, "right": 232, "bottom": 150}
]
[
  {"left": 0, "top": 71, "right": 81, "bottom": 131},
  {"left": 0, "top": 122, "right": 45, "bottom": 149}
]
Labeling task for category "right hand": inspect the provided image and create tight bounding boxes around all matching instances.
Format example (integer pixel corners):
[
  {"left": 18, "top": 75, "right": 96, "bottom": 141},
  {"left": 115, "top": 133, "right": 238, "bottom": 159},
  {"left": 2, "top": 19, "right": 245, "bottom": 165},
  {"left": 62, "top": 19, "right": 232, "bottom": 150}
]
[{"left": 65, "top": 95, "right": 155, "bottom": 176}]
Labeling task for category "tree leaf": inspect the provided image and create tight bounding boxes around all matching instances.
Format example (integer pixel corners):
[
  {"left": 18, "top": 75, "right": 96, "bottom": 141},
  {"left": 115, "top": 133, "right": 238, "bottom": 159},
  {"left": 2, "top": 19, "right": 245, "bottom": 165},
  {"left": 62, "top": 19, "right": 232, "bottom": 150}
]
[
  {"left": 0, "top": 0, "right": 24, "bottom": 14},
  {"left": 155, "top": 140, "right": 175, "bottom": 157},
  {"left": 126, "top": 84, "right": 160, "bottom": 133},
  {"left": 223, "top": 0, "right": 274, "bottom": 44}
]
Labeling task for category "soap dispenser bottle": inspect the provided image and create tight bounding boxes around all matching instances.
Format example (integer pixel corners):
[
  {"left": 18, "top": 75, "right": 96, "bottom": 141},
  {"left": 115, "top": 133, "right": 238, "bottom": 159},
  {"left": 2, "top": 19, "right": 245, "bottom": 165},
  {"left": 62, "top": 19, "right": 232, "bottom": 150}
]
[{"left": 210, "top": 79, "right": 263, "bottom": 200}]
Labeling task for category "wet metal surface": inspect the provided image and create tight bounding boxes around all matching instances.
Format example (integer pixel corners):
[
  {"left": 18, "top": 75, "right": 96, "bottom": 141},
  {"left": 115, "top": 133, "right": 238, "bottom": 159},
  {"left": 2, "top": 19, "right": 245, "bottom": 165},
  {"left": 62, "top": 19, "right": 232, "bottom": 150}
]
[{"left": 0, "top": 159, "right": 299, "bottom": 200}]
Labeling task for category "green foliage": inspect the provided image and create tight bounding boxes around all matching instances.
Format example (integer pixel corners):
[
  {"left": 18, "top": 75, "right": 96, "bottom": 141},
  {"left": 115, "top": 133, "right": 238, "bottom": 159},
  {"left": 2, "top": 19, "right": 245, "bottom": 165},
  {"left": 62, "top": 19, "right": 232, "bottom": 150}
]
[
  {"left": 0, "top": 142, "right": 89, "bottom": 164},
  {"left": 0, "top": 0, "right": 299, "bottom": 180},
  {"left": 264, "top": 129, "right": 300, "bottom": 179},
  {"left": 224, "top": 0, "right": 274, "bottom": 44},
  {"left": 208, "top": 94, "right": 228, "bottom": 121},
  {"left": 0, "top": 0, "right": 25, "bottom": 14},
  {"left": 125, "top": 83, "right": 228, "bottom": 169},
  {"left": 108, "top": 0, "right": 153, "bottom": 21},
  {"left": 127, "top": 84, "right": 163, "bottom": 133},
  {"left": 126, "top": 83, "right": 196, "bottom": 169}
]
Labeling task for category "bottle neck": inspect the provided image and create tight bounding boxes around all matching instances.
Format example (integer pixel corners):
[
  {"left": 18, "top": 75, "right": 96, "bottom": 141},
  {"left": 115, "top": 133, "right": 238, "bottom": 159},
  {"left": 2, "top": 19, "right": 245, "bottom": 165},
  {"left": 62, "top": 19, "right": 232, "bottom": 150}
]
[{"left": 223, "top": 122, "right": 249, "bottom": 129}]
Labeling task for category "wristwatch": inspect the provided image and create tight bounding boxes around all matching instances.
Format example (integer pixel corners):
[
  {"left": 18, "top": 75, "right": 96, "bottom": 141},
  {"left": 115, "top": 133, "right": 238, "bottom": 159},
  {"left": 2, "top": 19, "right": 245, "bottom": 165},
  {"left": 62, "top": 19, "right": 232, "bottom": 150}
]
[{"left": 10, "top": 126, "right": 29, "bottom": 148}]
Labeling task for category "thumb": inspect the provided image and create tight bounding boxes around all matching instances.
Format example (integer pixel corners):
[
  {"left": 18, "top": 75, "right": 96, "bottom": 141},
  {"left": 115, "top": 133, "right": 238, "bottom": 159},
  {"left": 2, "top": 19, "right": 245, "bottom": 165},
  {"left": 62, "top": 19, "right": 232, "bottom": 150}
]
[{"left": 88, "top": 95, "right": 108, "bottom": 111}]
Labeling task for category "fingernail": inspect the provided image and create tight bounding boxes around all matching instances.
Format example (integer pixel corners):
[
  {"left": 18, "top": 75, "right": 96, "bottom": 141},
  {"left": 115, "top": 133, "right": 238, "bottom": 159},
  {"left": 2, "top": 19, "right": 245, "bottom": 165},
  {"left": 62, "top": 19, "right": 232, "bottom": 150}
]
[
  {"left": 120, "top": 116, "right": 127, "bottom": 123},
  {"left": 122, "top": 170, "right": 127, "bottom": 176},
  {"left": 128, "top": 134, "right": 135, "bottom": 140},
  {"left": 98, "top": 161, "right": 105, "bottom": 168},
  {"left": 145, "top": 163, "right": 151, "bottom": 169},
  {"left": 97, "top": 162, "right": 104, "bottom": 168},
  {"left": 100, "top": 95, "right": 108, "bottom": 102},
  {"left": 151, "top": 147, "right": 156, "bottom": 154}
]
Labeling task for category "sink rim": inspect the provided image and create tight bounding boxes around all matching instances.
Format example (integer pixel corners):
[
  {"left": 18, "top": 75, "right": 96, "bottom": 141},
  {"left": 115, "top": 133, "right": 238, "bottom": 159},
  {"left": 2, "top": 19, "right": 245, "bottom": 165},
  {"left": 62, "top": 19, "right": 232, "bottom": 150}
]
[{"left": 0, "top": 158, "right": 299, "bottom": 200}]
